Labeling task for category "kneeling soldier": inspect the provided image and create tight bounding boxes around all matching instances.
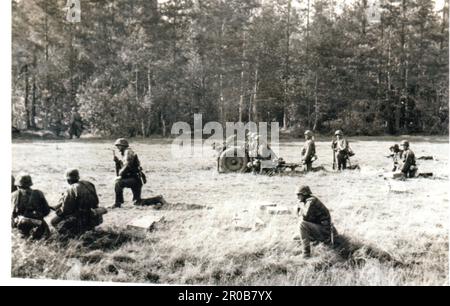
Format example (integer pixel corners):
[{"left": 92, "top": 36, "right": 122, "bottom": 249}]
[
  {"left": 296, "top": 185, "right": 338, "bottom": 259},
  {"left": 11, "top": 174, "right": 51, "bottom": 240},
  {"left": 51, "top": 169, "right": 105, "bottom": 237},
  {"left": 112, "top": 138, "right": 146, "bottom": 208},
  {"left": 400, "top": 140, "right": 418, "bottom": 178}
]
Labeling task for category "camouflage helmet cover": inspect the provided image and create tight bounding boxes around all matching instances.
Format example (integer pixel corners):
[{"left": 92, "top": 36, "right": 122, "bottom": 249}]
[
  {"left": 65, "top": 168, "right": 80, "bottom": 181},
  {"left": 16, "top": 174, "right": 33, "bottom": 188},
  {"left": 115, "top": 138, "right": 129, "bottom": 148},
  {"left": 296, "top": 185, "right": 312, "bottom": 196}
]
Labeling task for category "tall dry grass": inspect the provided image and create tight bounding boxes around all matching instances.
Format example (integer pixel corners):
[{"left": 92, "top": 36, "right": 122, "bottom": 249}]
[{"left": 11, "top": 137, "right": 449, "bottom": 285}]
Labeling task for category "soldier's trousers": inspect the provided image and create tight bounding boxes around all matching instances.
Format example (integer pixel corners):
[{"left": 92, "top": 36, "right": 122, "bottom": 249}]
[
  {"left": 337, "top": 153, "right": 347, "bottom": 170},
  {"left": 304, "top": 162, "right": 313, "bottom": 172},
  {"left": 115, "top": 177, "right": 142, "bottom": 205},
  {"left": 300, "top": 221, "right": 338, "bottom": 256},
  {"left": 52, "top": 215, "right": 94, "bottom": 237},
  {"left": 15, "top": 219, "right": 50, "bottom": 240}
]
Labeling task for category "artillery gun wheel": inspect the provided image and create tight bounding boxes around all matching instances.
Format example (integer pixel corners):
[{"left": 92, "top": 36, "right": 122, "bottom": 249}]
[{"left": 219, "top": 148, "right": 248, "bottom": 173}]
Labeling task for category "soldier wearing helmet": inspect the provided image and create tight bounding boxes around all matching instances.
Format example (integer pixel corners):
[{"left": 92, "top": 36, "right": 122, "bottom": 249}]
[
  {"left": 112, "top": 139, "right": 145, "bottom": 208},
  {"left": 11, "top": 174, "right": 51, "bottom": 240},
  {"left": 296, "top": 185, "right": 338, "bottom": 259},
  {"left": 51, "top": 169, "right": 103, "bottom": 237},
  {"left": 301, "top": 130, "right": 316, "bottom": 172},
  {"left": 399, "top": 140, "right": 417, "bottom": 178},
  {"left": 331, "top": 130, "right": 352, "bottom": 171}
]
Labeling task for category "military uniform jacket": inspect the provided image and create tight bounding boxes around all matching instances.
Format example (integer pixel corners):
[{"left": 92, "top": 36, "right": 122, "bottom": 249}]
[
  {"left": 57, "top": 181, "right": 99, "bottom": 218},
  {"left": 12, "top": 189, "right": 51, "bottom": 221},
  {"left": 332, "top": 139, "right": 349, "bottom": 153},
  {"left": 301, "top": 140, "right": 316, "bottom": 162},
  {"left": 401, "top": 149, "right": 416, "bottom": 173},
  {"left": 115, "top": 148, "right": 142, "bottom": 178},
  {"left": 298, "top": 196, "right": 332, "bottom": 225}
]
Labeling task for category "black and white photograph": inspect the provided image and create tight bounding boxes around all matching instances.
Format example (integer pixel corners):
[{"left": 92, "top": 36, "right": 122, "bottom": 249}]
[{"left": 5, "top": 0, "right": 450, "bottom": 287}]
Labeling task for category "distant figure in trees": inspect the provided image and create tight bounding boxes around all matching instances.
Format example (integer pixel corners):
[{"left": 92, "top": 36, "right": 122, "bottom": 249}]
[
  {"left": 68, "top": 107, "right": 83, "bottom": 139},
  {"left": 331, "top": 130, "right": 353, "bottom": 171},
  {"left": 301, "top": 130, "right": 316, "bottom": 172},
  {"left": 11, "top": 174, "right": 51, "bottom": 240}
]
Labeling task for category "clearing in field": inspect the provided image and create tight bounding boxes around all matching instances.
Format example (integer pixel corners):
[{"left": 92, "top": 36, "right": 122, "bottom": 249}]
[{"left": 11, "top": 137, "right": 449, "bottom": 285}]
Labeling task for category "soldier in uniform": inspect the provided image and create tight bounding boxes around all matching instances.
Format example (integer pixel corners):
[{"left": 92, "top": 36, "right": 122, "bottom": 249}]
[
  {"left": 399, "top": 140, "right": 417, "bottom": 178},
  {"left": 388, "top": 144, "right": 403, "bottom": 172},
  {"left": 301, "top": 130, "right": 316, "bottom": 172},
  {"left": 331, "top": 130, "right": 351, "bottom": 170},
  {"left": 112, "top": 138, "right": 146, "bottom": 208},
  {"left": 11, "top": 174, "right": 51, "bottom": 240},
  {"left": 68, "top": 107, "right": 83, "bottom": 139},
  {"left": 51, "top": 169, "right": 104, "bottom": 237},
  {"left": 296, "top": 185, "right": 338, "bottom": 259}
]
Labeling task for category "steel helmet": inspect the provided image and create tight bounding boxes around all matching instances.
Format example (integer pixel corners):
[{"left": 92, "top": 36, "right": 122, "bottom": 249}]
[
  {"left": 16, "top": 174, "right": 33, "bottom": 188},
  {"left": 401, "top": 140, "right": 410, "bottom": 148},
  {"left": 335, "top": 130, "right": 344, "bottom": 136},
  {"left": 296, "top": 185, "right": 312, "bottom": 196},
  {"left": 304, "top": 130, "right": 314, "bottom": 137},
  {"left": 115, "top": 138, "right": 129, "bottom": 148},
  {"left": 65, "top": 168, "right": 80, "bottom": 181}
]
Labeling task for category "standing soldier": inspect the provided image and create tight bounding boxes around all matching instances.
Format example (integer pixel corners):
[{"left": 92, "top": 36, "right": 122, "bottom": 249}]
[
  {"left": 11, "top": 174, "right": 51, "bottom": 240},
  {"left": 112, "top": 138, "right": 145, "bottom": 208},
  {"left": 399, "top": 140, "right": 418, "bottom": 178},
  {"left": 51, "top": 169, "right": 105, "bottom": 237},
  {"left": 332, "top": 130, "right": 351, "bottom": 170},
  {"left": 301, "top": 130, "right": 316, "bottom": 172},
  {"left": 296, "top": 185, "right": 338, "bottom": 259},
  {"left": 68, "top": 107, "right": 83, "bottom": 139}
]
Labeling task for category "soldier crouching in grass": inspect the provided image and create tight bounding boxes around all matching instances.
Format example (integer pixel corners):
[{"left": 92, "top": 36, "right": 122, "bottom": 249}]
[
  {"left": 11, "top": 174, "right": 51, "bottom": 240},
  {"left": 112, "top": 138, "right": 167, "bottom": 209},
  {"left": 51, "top": 169, "right": 106, "bottom": 238},
  {"left": 296, "top": 185, "right": 338, "bottom": 259}
]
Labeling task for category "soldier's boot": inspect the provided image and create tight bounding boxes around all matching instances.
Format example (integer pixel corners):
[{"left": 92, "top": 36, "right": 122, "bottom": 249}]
[
  {"left": 131, "top": 184, "right": 143, "bottom": 206},
  {"left": 114, "top": 180, "right": 125, "bottom": 208}
]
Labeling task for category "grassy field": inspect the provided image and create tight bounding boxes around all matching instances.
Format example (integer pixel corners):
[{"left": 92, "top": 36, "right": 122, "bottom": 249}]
[{"left": 11, "top": 137, "right": 449, "bottom": 285}]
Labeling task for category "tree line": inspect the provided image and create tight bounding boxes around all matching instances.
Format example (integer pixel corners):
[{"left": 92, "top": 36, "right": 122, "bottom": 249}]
[{"left": 12, "top": 0, "right": 449, "bottom": 137}]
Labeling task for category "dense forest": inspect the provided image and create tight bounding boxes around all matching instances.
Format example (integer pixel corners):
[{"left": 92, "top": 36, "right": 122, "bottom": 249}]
[{"left": 11, "top": 0, "right": 449, "bottom": 137}]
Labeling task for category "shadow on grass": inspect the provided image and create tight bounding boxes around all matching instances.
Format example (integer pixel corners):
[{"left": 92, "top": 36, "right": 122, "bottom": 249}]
[{"left": 332, "top": 234, "right": 405, "bottom": 268}]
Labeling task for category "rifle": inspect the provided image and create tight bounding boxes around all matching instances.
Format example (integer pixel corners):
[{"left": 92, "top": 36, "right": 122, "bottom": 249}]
[
  {"left": 332, "top": 140, "right": 337, "bottom": 170},
  {"left": 113, "top": 150, "right": 120, "bottom": 176}
]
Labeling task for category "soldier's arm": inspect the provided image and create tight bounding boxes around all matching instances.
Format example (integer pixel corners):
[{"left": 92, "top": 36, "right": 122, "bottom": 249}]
[
  {"left": 118, "top": 150, "right": 134, "bottom": 177},
  {"left": 301, "top": 199, "right": 314, "bottom": 221},
  {"left": 11, "top": 192, "right": 19, "bottom": 221},
  {"left": 38, "top": 191, "right": 51, "bottom": 218},
  {"left": 58, "top": 189, "right": 77, "bottom": 217}
]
